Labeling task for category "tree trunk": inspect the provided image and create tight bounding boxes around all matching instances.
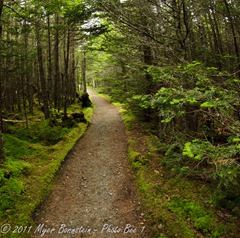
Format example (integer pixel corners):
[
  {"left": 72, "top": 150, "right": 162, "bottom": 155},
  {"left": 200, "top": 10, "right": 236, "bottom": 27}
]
[
  {"left": 47, "top": 15, "right": 53, "bottom": 109},
  {"left": 63, "top": 28, "right": 70, "bottom": 118},
  {"left": 27, "top": 73, "right": 33, "bottom": 114},
  {"left": 21, "top": 74, "right": 28, "bottom": 129},
  {"left": 0, "top": 0, "right": 5, "bottom": 165},
  {"left": 35, "top": 22, "right": 50, "bottom": 119},
  {"left": 71, "top": 42, "right": 76, "bottom": 101},
  {"left": 207, "top": 4, "right": 223, "bottom": 70},
  {"left": 82, "top": 51, "right": 87, "bottom": 93},
  {"left": 143, "top": 44, "right": 154, "bottom": 94},
  {"left": 54, "top": 14, "right": 60, "bottom": 110},
  {"left": 222, "top": 0, "right": 240, "bottom": 76},
  {"left": 23, "top": 0, "right": 33, "bottom": 114}
]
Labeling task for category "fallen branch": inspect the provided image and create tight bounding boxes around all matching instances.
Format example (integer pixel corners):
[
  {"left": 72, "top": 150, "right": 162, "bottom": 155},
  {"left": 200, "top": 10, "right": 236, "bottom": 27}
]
[
  {"left": 3, "top": 118, "right": 41, "bottom": 123},
  {"left": 3, "top": 119, "right": 26, "bottom": 123}
]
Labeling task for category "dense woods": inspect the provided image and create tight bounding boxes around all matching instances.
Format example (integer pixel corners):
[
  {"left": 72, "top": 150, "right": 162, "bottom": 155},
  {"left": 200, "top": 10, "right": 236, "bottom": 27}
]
[
  {"left": 0, "top": 0, "right": 98, "bottom": 157},
  {"left": 0, "top": 0, "right": 240, "bottom": 237},
  {"left": 0, "top": 0, "right": 93, "bottom": 121},
  {"left": 87, "top": 0, "right": 240, "bottom": 196},
  {"left": 85, "top": 0, "right": 240, "bottom": 235},
  {"left": 0, "top": 0, "right": 96, "bottom": 234}
]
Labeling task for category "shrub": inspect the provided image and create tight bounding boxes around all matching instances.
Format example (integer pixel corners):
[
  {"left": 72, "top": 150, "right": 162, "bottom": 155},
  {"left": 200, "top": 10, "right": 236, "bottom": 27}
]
[
  {"left": 135, "top": 62, "right": 240, "bottom": 205},
  {"left": 16, "top": 120, "right": 69, "bottom": 145}
]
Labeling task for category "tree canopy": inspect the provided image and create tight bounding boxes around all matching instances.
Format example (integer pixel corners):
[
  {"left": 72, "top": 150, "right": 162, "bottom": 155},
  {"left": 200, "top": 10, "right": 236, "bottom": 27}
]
[{"left": 85, "top": 0, "right": 240, "bottom": 228}]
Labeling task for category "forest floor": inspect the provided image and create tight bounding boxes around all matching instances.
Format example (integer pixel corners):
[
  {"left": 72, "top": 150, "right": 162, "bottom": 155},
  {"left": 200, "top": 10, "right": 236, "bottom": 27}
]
[{"left": 32, "top": 90, "right": 147, "bottom": 238}]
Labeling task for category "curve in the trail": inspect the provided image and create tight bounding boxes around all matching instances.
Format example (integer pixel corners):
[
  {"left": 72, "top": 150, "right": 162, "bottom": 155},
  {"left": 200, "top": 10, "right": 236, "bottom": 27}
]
[{"left": 32, "top": 90, "right": 146, "bottom": 238}]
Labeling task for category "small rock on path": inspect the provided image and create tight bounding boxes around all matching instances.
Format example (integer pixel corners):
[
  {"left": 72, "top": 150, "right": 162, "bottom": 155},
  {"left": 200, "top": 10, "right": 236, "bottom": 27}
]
[{"left": 32, "top": 90, "right": 146, "bottom": 238}]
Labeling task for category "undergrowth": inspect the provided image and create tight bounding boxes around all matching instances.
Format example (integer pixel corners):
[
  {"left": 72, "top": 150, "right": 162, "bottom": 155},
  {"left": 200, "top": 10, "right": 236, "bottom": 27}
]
[
  {"left": 117, "top": 103, "right": 240, "bottom": 238},
  {"left": 0, "top": 102, "right": 94, "bottom": 238},
  {"left": 15, "top": 120, "right": 69, "bottom": 145}
]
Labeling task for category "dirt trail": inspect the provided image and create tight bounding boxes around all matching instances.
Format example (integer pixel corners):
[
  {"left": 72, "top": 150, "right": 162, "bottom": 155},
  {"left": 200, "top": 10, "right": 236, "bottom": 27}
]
[{"left": 32, "top": 90, "right": 146, "bottom": 238}]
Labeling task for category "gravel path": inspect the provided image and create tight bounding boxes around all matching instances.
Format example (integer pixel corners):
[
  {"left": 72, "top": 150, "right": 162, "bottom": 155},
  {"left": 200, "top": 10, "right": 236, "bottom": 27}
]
[{"left": 32, "top": 90, "right": 146, "bottom": 238}]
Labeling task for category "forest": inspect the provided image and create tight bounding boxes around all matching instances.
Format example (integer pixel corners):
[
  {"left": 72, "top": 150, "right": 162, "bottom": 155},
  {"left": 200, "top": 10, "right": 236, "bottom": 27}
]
[{"left": 0, "top": 0, "right": 240, "bottom": 237}]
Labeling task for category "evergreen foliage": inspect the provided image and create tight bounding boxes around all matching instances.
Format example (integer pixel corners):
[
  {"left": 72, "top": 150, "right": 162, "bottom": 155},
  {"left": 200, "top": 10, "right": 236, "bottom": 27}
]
[{"left": 86, "top": 0, "right": 240, "bottom": 233}]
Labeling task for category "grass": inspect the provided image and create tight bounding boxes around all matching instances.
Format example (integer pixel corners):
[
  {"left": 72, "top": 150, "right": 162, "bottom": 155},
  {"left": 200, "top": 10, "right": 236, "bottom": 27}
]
[{"left": 0, "top": 103, "right": 94, "bottom": 238}]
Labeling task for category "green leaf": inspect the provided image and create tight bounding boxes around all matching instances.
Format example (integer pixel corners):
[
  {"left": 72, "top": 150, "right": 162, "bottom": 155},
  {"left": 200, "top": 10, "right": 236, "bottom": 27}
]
[
  {"left": 200, "top": 101, "right": 215, "bottom": 108},
  {"left": 187, "top": 99, "right": 198, "bottom": 105},
  {"left": 195, "top": 154, "right": 202, "bottom": 160},
  {"left": 187, "top": 61, "right": 202, "bottom": 68},
  {"left": 161, "top": 118, "right": 172, "bottom": 123},
  {"left": 170, "top": 99, "right": 182, "bottom": 105},
  {"left": 232, "top": 138, "right": 240, "bottom": 143},
  {"left": 182, "top": 142, "right": 194, "bottom": 158}
]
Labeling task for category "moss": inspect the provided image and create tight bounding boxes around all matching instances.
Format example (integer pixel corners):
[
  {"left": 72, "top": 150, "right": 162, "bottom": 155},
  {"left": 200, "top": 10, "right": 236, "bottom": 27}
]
[
  {"left": 129, "top": 148, "right": 141, "bottom": 161},
  {"left": 168, "top": 198, "right": 216, "bottom": 233},
  {"left": 114, "top": 102, "right": 239, "bottom": 238},
  {"left": 119, "top": 107, "right": 136, "bottom": 131},
  {"left": 0, "top": 105, "right": 94, "bottom": 238},
  {"left": 3, "top": 134, "right": 36, "bottom": 159},
  {"left": 94, "top": 90, "right": 113, "bottom": 102}
]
